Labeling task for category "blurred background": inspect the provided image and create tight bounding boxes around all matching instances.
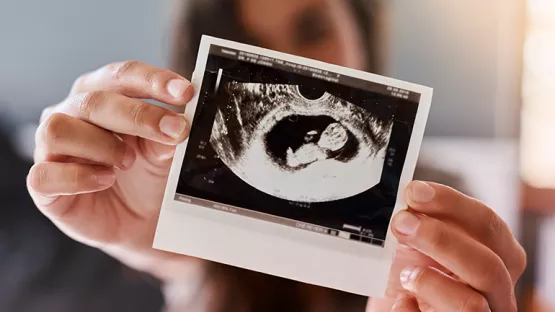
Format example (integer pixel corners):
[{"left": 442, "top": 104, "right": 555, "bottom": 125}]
[{"left": 0, "top": 0, "right": 553, "bottom": 311}]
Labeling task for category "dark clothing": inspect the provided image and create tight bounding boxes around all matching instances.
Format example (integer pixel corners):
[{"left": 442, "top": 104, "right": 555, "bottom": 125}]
[{"left": 0, "top": 124, "right": 164, "bottom": 312}]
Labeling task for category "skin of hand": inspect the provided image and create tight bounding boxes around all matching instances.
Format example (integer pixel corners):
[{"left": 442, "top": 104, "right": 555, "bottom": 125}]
[
  {"left": 27, "top": 61, "right": 204, "bottom": 284},
  {"left": 369, "top": 182, "right": 527, "bottom": 312},
  {"left": 27, "top": 62, "right": 526, "bottom": 311}
]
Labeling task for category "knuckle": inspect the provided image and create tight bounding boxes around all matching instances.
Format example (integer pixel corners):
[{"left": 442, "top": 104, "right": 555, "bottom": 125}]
[
  {"left": 485, "top": 209, "right": 504, "bottom": 239},
  {"left": 39, "top": 105, "right": 56, "bottom": 123},
  {"left": 109, "top": 137, "right": 126, "bottom": 165},
  {"left": 422, "top": 218, "right": 450, "bottom": 250},
  {"left": 514, "top": 243, "right": 528, "bottom": 276},
  {"left": 77, "top": 91, "right": 106, "bottom": 119},
  {"left": 70, "top": 165, "right": 84, "bottom": 191},
  {"left": 114, "top": 60, "right": 140, "bottom": 80},
  {"left": 27, "top": 164, "right": 48, "bottom": 192},
  {"left": 130, "top": 101, "right": 150, "bottom": 128},
  {"left": 461, "top": 293, "right": 489, "bottom": 312},
  {"left": 71, "top": 73, "right": 89, "bottom": 92},
  {"left": 519, "top": 245, "right": 528, "bottom": 274},
  {"left": 144, "top": 68, "right": 166, "bottom": 87},
  {"left": 475, "top": 253, "right": 507, "bottom": 290},
  {"left": 38, "top": 113, "right": 69, "bottom": 148}
]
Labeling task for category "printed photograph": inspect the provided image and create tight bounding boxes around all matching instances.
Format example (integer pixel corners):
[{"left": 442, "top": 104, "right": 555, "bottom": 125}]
[{"left": 175, "top": 45, "right": 420, "bottom": 246}]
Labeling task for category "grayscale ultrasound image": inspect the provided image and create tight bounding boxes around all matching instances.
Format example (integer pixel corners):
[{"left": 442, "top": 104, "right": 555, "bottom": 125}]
[
  {"left": 175, "top": 49, "right": 419, "bottom": 245},
  {"left": 210, "top": 82, "right": 393, "bottom": 202}
]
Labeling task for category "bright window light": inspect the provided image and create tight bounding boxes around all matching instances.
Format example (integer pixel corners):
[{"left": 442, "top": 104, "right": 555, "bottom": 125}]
[{"left": 520, "top": 0, "right": 555, "bottom": 188}]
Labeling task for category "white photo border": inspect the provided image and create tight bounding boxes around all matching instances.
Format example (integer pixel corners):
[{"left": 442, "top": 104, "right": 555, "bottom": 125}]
[{"left": 153, "top": 35, "right": 433, "bottom": 297}]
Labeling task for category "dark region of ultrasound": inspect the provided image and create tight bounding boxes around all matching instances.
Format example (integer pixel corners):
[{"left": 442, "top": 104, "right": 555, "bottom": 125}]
[{"left": 176, "top": 52, "right": 419, "bottom": 245}]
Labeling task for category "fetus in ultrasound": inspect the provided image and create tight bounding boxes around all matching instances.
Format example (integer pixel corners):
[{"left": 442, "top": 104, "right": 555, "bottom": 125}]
[
  {"left": 286, "top": 122, "right": 348, "bottom": 168},
  {"left": 210, "top": 82, "right": 393, "bottom": 202}
]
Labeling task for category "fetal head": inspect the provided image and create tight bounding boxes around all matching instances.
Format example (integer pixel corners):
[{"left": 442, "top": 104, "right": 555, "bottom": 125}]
[{"left": 317, "top": 122, "right": 348, "bottom": 152}]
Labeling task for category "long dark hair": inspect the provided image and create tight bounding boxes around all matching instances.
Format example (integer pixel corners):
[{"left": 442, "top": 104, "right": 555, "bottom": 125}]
[{"left": 168, "top": 1, "right": 380, "bottom": 311}]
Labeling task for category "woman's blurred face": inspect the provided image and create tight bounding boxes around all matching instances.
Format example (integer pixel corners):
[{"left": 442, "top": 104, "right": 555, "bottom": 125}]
[{"left": 238, "top": 0, "right": 367, "bottom": 70}]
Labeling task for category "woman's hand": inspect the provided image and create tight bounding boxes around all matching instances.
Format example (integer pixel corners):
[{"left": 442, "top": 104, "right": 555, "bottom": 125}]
[
  {"left": 27, "top": 61, "right": 203, "bottom": 283},
  {"left": 27, "top": 61, "right": 526, "bottom": 311},
  {"left": 367, "top": 182, "right": 526, "bottom": 312}
]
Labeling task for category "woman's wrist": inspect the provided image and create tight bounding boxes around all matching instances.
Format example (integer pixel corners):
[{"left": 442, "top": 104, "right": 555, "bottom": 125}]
[{"left": 161, "top": 263, "right": 213, "bottom": 312}]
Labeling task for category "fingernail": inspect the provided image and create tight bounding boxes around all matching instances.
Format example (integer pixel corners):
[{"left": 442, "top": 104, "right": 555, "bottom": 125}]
[
  {"left": 159, "top": 115, "right": 188, "bottom": 139},
  {"left": 409, "top": 181, "right": 435, "bottom": 203},
  {"left": 400, "top": 267, "right": 420, "bottom": 292},
  {"left": 95, "top": 170, "right": 116, "bottom": 186},
  {"left": 394, "top": 211, "right": 421, "bottom": 235},
  {"left": 120, "top": 145, "right": 136, "bottom": 169},
  {"left": 167, "top": 79, "right": 189, "bottom": 98}
]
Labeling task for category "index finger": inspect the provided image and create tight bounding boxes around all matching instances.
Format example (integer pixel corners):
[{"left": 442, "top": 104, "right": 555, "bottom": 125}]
[
  {"left": 404, "top": 181, "right": 526, "bottom": 282},
  {"left": 70, "top": 61, "right": 194, "bottom": 106}
]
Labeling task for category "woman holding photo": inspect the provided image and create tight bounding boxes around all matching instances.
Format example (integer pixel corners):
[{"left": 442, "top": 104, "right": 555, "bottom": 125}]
[{"left": 28, "top": 0, "right": 525, "bottom": 311}]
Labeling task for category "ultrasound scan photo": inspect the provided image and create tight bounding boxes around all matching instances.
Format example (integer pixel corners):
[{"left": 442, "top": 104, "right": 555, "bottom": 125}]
[
  {"left": 210, "top": 82, "right": 393, "bottom": 203},
  {"left": 174, "top": 44, "right": 421, "bottom": 246}
]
